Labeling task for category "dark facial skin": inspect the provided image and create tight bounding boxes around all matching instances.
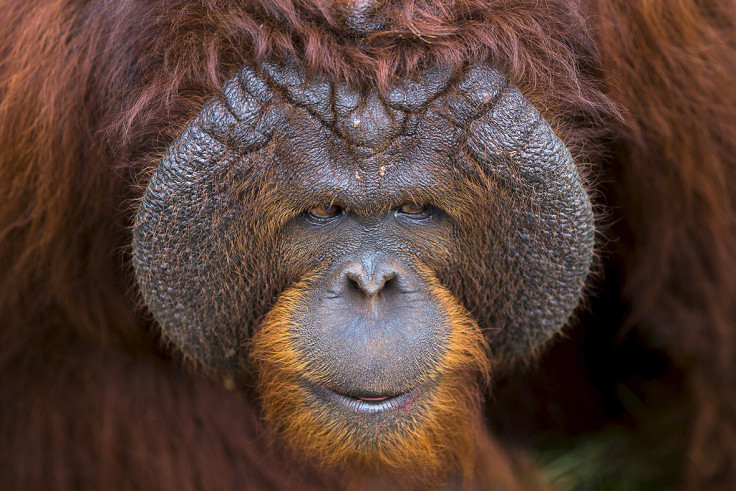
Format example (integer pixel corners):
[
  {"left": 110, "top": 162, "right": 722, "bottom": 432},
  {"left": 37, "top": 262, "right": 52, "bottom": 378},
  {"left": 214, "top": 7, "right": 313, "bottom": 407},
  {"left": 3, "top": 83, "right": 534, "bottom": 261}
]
[
  {"left": 284, "top": 202, "right": 453, "bottom": 399},
  {"left": 132, "top": 59, "right": 594, "bottom": 439},
  {"left": 273, "top": 200, "right": 457, "bottom": 438}
]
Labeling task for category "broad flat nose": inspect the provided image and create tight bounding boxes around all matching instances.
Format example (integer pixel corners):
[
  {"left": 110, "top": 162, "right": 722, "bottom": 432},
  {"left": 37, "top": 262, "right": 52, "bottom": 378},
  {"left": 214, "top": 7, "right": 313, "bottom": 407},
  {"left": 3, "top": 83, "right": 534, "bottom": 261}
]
[
  {"left": 330, "top": 256, "right": 413, "bottom": 297},
  {"left": 345, "top": 262, "right": 396, "bottom": 296}
]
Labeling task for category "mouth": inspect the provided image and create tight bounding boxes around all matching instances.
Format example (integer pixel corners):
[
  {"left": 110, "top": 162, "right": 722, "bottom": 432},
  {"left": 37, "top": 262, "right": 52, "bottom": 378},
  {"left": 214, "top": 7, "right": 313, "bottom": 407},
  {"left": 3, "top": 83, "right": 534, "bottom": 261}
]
[{"left": 313, "top": 383, "right": 424, "bottom": 414}]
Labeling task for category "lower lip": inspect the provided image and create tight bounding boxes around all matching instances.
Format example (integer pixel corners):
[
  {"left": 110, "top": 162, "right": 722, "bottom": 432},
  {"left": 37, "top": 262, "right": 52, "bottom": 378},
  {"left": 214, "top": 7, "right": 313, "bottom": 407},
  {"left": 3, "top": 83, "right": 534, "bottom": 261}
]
[{"left": 314, "top": 384, "right": 423, "bottom": 414}]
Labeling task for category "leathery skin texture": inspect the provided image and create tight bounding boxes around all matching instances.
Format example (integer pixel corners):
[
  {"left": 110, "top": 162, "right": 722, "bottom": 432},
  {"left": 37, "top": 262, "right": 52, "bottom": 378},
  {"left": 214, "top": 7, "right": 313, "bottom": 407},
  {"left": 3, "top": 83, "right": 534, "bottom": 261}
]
[{"left": 132, "top": 60, "right": 594, "bottom": 370}]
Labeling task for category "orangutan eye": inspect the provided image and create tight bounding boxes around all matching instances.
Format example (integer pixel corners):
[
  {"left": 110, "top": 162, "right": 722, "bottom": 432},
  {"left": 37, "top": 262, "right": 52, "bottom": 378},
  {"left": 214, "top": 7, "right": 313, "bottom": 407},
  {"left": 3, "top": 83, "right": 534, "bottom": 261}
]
[
  {"left": 306, "top": 204, "right": 343, "bottom": 222},
  {"left": 397, "top": 202, "right": 431, "bottom": 219}
]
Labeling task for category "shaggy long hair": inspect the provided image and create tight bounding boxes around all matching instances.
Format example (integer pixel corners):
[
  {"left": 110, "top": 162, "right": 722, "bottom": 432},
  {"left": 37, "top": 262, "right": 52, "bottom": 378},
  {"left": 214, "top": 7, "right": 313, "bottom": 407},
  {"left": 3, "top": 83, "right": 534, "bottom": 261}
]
[{"left": 1, "top": 1, "right": 734, "bottom": 489}]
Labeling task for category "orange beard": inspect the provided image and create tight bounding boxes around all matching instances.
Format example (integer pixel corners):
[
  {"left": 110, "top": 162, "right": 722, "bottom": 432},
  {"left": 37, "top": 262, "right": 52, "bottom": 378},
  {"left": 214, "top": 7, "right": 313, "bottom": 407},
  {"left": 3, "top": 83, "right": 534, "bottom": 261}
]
[{"left": 250, "top": 274, "right": 491, "bottom": 485}]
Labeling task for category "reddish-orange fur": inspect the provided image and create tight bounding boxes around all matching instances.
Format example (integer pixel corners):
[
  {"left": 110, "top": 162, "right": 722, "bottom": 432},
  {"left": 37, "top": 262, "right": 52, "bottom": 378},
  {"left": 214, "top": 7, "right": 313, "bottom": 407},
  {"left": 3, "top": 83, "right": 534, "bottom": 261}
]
[
  {"left": 251, "top": 276, "right": 492, "bottom": 485},
  {"left": 1, "top": 0, "right": 734, "bottom": 489}
]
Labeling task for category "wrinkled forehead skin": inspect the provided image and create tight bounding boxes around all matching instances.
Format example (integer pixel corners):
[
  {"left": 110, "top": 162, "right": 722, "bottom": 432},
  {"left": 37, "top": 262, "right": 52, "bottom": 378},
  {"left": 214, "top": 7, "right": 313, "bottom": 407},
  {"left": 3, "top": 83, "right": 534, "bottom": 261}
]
[
  {"left": 132, "top": 60, "right": 594, "bottom": 368},
  {"left": 260, "top": 60, "right": 461, "bottom": 206}
]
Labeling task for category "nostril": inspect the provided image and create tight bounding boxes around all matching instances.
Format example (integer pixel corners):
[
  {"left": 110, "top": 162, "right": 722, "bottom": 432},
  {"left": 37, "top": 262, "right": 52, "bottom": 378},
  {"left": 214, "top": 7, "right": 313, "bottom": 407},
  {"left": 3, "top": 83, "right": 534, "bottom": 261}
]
[
  {"left": 344, "top": 271, "right": 363, "bottom": 293},
  {"left": 379, "top": 273, "right": 398, "bottom": 293}
]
